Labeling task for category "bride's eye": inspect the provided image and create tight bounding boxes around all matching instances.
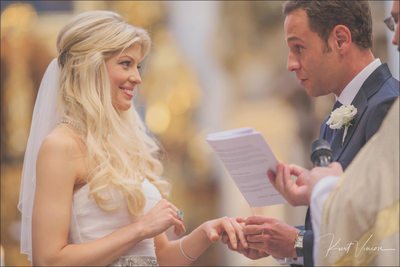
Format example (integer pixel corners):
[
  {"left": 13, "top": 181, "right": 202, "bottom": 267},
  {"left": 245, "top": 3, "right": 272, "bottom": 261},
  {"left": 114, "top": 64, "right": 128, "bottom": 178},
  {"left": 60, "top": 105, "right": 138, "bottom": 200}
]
[{"left": 120, "top": 61, "right": 131, "bottom": 67}]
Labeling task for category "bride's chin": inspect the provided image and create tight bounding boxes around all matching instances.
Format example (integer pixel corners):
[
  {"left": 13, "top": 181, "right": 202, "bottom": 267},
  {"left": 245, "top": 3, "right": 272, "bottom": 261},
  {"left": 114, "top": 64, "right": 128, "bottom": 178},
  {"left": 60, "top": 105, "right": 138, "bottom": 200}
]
[{"left": 112, "top": 102, "right": 131, "bottom": 111}]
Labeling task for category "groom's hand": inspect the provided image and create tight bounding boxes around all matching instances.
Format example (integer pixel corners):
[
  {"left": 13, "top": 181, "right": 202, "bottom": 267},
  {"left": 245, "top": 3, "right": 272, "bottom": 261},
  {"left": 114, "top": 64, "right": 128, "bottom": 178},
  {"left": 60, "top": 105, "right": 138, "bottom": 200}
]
[
  {"left": 267, "top": 161, "right": 310, "bottom": 206},
  {"left": 305, "top": 162, "right": 343, "bottom": 201},
  {"left": 239, "top": 216, "right": 299, "bottom": 259},
  {"left": 267, "top": 161, "right": 343, "bottom": 206},
  {"left": 221, "top": 232, "right": 269, "bottom": 260}
]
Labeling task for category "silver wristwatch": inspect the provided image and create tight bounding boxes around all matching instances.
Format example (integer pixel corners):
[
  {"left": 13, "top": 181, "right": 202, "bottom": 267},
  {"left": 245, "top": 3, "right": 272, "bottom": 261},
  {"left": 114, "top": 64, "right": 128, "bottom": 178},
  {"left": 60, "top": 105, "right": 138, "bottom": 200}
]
[{"left": 294, "top": 230, "right": 306, "bottom": 257}]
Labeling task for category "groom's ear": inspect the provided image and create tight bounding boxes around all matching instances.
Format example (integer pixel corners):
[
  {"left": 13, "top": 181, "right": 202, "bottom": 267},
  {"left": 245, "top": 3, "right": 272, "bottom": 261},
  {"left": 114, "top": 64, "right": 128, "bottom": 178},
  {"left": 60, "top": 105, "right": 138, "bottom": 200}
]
[{"left": 330, "top": 25, "right": 352, "bottom": 54}]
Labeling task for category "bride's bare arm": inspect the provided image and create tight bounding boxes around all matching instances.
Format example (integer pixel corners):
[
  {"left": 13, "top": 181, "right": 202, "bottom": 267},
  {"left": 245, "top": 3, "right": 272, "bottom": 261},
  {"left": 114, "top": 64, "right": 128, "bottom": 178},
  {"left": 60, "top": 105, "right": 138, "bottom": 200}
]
[
  {"left": 32, "top": 127, "right": 185, "bottom": 266},
  {"left": 155, "top": 217, "right": 247, "bottom": 266}
]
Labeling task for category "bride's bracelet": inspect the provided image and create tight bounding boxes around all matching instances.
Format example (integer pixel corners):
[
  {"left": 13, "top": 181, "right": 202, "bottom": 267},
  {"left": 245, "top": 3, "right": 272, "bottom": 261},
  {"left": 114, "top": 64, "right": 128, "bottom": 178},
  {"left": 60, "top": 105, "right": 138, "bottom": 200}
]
[{"left": 179, "top": 236, "right": 197, "bottom": 261}]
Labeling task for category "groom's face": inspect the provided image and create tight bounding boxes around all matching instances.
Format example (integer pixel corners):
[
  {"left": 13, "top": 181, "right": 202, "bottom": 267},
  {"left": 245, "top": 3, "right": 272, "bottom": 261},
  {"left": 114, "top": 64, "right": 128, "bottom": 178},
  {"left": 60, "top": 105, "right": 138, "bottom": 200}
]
[
  {"left": 284, "top": 9, "right": 341, "bottom": 97},
  {"left": 392, "top": 0, "right": 399, "bottom": 50}
]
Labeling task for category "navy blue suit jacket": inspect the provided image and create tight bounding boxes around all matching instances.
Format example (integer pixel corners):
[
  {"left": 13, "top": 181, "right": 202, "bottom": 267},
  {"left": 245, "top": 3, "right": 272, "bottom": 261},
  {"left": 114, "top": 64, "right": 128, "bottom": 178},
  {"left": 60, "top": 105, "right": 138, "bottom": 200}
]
[{"left": 301, "top": 63, "right": 399, "bottom": 266}]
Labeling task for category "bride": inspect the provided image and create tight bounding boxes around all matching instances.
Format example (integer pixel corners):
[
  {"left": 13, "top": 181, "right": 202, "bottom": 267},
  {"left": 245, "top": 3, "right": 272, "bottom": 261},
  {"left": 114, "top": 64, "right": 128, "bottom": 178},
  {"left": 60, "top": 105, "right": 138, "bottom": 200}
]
[{"left": 19, "top": 10, "right": 246, "bottom": 266}]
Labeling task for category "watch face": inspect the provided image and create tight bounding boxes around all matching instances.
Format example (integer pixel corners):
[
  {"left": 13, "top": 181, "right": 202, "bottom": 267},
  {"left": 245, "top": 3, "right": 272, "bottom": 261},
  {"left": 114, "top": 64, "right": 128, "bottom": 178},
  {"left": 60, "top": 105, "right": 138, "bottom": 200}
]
[
  {"left": 295, "top": 231, "right": 305, "bottom": 257},
  {"left": 294, "top": 231, "right": 305, "bottom": 248},
  {"left": 295, "top": 237, "right": 303, "bottom": 248}
]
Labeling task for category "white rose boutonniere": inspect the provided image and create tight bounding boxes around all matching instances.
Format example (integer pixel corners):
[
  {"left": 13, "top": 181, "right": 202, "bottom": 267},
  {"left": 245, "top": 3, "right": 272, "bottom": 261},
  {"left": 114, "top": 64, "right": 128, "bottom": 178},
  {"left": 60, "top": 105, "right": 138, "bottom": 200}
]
[{"left": 326, "top": 104, "right": 357, "bottom": 145}]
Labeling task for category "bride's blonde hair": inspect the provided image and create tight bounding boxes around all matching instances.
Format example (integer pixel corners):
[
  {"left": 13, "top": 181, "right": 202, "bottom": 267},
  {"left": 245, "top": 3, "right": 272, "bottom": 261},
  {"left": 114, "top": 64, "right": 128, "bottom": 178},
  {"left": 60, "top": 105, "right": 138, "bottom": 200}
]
[{"left": 56, "top": 10, "right": 169, "bottom": 217}]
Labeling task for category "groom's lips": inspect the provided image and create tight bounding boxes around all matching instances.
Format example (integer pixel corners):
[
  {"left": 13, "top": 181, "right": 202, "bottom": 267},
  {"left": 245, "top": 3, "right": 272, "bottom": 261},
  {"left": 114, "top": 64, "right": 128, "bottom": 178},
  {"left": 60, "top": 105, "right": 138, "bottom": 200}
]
[
  {"left": 300, "top": 78, "right": 308, "bottom": 86},
  {"left": 296, "top": 74, "right": 307, "bottom": 85}
]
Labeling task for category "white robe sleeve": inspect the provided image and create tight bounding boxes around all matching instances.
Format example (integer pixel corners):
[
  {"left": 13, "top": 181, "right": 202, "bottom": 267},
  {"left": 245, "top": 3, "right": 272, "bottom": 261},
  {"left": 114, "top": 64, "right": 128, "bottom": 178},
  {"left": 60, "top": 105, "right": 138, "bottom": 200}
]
[{"left": 310, "top": 176, "right": 340, "bottom": 263}]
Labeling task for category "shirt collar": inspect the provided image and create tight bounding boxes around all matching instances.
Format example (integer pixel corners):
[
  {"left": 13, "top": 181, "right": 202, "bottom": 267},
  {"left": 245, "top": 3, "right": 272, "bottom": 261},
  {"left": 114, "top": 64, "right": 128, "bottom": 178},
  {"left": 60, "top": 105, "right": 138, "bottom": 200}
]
[{"left": 336, "top": 58, "right": 381, "bottom": 105}]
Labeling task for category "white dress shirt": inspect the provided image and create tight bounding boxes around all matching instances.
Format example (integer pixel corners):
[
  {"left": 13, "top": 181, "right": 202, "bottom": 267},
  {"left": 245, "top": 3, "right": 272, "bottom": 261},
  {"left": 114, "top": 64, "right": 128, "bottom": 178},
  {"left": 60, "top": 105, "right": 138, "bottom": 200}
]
[{"left": 336, "top": 58, "right": 381, "bottom": 104}]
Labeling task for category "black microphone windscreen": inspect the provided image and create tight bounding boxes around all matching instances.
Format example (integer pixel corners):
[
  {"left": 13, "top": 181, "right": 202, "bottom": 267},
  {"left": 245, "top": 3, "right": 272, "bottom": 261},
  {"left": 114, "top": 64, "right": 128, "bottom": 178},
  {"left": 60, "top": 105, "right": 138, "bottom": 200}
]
[{"left": 310, "top": 139, "right": 333, "bottom": 167}]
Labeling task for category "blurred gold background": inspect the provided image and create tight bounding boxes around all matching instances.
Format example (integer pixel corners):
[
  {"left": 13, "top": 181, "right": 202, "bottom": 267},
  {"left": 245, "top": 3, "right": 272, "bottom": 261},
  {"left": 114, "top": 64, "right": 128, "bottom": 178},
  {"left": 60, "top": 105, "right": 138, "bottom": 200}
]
[{"left": 1, "top": 1, "right": 396, "bottom": 266}]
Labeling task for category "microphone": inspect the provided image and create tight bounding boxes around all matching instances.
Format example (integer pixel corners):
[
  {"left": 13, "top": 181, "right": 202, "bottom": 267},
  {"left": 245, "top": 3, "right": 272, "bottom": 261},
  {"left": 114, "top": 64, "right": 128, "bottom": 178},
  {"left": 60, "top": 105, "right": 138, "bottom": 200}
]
[{"left": 310, "top": 139, "right": 333, "bottom": 167}]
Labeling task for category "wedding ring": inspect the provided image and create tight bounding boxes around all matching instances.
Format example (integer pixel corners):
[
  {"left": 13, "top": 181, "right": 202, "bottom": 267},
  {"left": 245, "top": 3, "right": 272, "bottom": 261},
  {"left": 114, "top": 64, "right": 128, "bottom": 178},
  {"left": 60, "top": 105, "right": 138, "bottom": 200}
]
[{"left": 177, "top": 209, "right": 184, "bottom": 218}]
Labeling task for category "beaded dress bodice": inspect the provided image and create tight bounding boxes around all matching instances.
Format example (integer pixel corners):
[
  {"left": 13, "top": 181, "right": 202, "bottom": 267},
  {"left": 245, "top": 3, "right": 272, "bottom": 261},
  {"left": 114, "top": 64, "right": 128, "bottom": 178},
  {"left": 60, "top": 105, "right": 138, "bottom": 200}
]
[{"left": 69, "top": 179, "right": 161, "bottom": 266}]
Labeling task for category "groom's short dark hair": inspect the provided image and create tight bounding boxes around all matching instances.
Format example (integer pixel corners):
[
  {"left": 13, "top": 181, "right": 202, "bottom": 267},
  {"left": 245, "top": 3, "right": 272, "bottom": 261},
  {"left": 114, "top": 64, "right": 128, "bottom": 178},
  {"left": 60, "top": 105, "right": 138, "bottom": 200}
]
[{"left": 283, "top": 0, "right": 373, "bottom": 49}]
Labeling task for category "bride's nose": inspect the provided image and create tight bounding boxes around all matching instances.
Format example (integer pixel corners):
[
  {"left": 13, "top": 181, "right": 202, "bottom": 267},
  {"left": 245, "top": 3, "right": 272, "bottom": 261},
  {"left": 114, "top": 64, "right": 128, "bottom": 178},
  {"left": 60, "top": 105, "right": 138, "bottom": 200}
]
[{"left": 128, "top": 70, "right": 141, "bottom": 85}]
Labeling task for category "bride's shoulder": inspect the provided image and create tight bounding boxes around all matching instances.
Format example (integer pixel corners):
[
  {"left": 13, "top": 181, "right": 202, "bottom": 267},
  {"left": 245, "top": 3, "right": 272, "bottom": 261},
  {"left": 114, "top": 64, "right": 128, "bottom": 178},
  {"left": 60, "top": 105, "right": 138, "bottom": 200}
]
[
  {"left": 39, "top": 124, "right": 86, "bottom": 159},
  {"left": 36, "top": 125, "right": 88, "bottom": 189}
]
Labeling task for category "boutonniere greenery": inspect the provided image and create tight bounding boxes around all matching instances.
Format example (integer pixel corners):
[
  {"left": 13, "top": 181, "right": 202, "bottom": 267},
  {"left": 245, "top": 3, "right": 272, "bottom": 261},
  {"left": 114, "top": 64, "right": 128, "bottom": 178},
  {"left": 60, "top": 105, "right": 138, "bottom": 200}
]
[{"left": 326, "top": 104, "right": 357, "bottom": 145}]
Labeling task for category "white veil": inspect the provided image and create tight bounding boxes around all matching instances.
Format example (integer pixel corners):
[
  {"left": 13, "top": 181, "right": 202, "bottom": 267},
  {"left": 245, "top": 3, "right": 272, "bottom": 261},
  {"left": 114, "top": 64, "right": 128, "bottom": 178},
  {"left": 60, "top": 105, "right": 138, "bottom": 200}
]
[{"left": 18, "top": 58, "right": 61, "bottom": 261}]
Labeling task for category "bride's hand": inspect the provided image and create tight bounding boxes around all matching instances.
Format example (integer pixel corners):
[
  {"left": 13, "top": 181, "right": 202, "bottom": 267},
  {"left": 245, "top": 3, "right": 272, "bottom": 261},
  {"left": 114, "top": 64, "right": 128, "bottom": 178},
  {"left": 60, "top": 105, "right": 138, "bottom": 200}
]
[
  {"left": 222, "top": 232, "right": 269, "bottom": 260},
  {"left": 137, "top": 199, "right": 186, "bottom": 239},
  {"left": 201, "top": 217, "right": 247, "bottom": 250}
]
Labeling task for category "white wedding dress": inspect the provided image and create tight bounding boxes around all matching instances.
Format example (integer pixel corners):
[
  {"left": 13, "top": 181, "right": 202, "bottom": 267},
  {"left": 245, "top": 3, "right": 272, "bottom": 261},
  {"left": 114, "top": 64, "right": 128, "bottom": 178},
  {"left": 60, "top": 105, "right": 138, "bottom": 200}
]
[{"left": 69, "top": 178, "right": 161, "bottom": 266}]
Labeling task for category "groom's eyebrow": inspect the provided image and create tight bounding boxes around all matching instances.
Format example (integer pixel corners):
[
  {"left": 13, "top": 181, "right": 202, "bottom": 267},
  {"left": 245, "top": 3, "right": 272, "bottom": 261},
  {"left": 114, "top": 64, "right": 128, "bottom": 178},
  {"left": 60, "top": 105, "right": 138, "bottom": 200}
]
[{"left": 287, "top": 36, "right": 305, "bottom": 43}]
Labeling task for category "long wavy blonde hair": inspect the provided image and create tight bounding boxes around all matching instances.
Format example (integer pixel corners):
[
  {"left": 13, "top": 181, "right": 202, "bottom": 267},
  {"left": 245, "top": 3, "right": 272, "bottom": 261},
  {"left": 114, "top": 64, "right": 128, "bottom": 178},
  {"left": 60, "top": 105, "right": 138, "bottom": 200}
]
[{"left": 56, "top": 10, "right": 169, "bottom": 217}]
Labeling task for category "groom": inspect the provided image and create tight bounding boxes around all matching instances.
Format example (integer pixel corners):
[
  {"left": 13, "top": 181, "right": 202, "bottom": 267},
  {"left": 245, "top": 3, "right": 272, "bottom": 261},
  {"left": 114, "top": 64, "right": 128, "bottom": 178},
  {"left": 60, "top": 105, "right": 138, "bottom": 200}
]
[{"left": 223, "top": 1, "right": 399, "bottom": 266}]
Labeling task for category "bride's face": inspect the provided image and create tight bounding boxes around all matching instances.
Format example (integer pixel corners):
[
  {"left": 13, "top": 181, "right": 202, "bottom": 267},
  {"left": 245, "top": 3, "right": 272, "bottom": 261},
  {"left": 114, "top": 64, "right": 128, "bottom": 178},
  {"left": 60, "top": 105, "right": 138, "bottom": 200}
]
[{"left": 105, "top": 43, "right": 142, "bottom": 111}]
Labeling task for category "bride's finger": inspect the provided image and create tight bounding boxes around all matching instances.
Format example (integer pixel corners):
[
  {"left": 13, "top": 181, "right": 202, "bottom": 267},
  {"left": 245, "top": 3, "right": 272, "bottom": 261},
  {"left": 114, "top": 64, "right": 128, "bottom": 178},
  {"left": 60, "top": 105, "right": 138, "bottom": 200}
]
[
  {"left": 220, "top": 218, "right": 238, "bottom": 250},
  {"left": 166, "top": 202, "right": 182, "bottom": 220},
  {"left": 172, "top": 217, "right": 186, "bottom": 236},
  {"left": 230, "top": 218, "right": 248, "bottom": 249},
  {"left": 173, "top": 224, "right": 186, "bottom": 236},
  {"left": 226, "top": 239, "right": 237, "bottom": 251},
  {"left": 236, "top": 217, "right": 245, "bottom": 224}
]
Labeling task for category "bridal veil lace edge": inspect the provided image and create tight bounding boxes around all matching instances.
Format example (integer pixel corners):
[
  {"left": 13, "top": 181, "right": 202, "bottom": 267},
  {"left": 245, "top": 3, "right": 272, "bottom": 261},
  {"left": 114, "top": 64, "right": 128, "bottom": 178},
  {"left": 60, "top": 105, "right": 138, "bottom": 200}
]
[{"left": 18, "top": 58, "right": 61, "bottom": 261}]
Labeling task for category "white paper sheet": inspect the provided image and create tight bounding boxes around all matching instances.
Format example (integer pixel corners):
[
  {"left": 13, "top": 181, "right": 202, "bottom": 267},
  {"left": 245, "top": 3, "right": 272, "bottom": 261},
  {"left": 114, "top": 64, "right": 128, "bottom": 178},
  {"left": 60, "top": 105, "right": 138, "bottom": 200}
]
[{"left": 206, "top": 127, "right": 286, "bottom": 207}]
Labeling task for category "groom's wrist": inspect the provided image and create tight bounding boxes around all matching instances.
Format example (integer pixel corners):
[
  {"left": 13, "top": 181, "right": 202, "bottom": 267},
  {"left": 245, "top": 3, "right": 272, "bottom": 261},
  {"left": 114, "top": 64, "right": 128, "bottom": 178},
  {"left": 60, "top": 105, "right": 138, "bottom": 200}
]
[{"left": 294, "top": 230, "right": 306, "bottom": 257}]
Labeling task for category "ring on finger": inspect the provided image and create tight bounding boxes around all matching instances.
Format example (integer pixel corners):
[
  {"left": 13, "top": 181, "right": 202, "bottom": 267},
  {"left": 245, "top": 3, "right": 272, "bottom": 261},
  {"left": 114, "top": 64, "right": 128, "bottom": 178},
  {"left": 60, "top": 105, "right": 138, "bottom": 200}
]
[{"left": 177, "top": 209, "right": 184, "bottom": 218}]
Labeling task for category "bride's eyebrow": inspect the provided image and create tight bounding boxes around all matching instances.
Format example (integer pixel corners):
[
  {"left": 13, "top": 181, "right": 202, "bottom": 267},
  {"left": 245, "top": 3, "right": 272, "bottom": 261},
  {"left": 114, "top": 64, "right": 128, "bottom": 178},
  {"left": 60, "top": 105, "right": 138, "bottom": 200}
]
[{"left": 118, "top": 55, "right": 135, "bottom": 62}]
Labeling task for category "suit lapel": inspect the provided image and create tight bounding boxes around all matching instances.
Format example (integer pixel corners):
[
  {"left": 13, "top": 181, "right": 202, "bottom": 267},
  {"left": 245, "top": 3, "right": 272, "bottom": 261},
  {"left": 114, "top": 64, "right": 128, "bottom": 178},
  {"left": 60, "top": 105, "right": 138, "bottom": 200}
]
[
  {"left": 320, "top": 117, "right": 330, "bottom": 140},
  {"left": 331, "top": 93, "right": 368, "bottom": 161},
  {"left": 332, "top": 63, "right": 392, "bottom": 161}
]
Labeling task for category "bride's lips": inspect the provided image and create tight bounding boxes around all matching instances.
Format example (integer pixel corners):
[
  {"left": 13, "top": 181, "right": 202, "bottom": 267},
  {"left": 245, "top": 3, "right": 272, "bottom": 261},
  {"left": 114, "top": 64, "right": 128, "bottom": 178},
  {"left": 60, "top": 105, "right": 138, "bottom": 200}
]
[{"left": 120, "top": 87, "right": 134, "bottom": 98}]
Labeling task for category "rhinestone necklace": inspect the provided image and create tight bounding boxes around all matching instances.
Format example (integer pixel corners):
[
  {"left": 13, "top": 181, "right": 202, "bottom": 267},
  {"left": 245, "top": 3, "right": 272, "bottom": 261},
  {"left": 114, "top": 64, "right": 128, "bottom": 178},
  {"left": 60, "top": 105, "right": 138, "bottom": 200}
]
[{"left": 59, "top": 119, "right": 83, "bottom": 133}]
